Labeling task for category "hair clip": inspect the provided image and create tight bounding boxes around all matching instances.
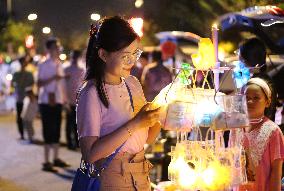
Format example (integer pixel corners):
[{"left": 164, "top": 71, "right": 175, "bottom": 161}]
[{"left": 89, "top": 24, "right": 97, "bottom": 37}]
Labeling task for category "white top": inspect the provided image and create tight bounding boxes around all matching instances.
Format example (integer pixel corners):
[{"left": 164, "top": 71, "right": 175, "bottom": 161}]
[
  {"left": 37, "top": 58, "right": 66, "bottom": 104},
  {"left": 21, "top": 97, "right": 38, "bottom": 121},
  {"left": 76, "top": 76, "right": 148, "bottom": 154}
]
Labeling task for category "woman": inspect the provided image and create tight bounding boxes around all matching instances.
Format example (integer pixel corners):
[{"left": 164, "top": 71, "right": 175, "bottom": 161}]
[
  {"left": 76, "top": 16, "right": 161, "bottom": 190},
  {"left": 239, "top": 77, "right": 284, "bottom": 191}
]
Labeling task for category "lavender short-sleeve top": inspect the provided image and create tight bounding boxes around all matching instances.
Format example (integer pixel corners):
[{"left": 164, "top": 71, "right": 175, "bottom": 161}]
[{"left": 76, "top": 76, "right": 148, "bottom": 154}]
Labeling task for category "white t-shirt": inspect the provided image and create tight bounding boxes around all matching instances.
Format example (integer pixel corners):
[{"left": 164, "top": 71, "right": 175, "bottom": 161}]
[
  {"left": 76, "top": 76, "right": 148, "bottom": 154},
  {"left": 37, "top": 58, "right": 66, "bottom": 104}
]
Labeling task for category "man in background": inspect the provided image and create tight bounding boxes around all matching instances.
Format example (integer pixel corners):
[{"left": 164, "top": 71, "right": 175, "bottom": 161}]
[
  {"left": 64, "top": 50, "right": 84, "bottom": 150},
  {"left": 37, "top": 38, "right": 69, "bottom": 172}
]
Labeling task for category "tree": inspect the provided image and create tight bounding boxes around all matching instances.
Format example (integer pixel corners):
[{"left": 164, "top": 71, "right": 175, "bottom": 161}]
[
  {"left": 142, "top": 0, "right": 284, "bottom": 45},
  {"left": 0, "top": 19, "right": 33, "bottom": 53}
]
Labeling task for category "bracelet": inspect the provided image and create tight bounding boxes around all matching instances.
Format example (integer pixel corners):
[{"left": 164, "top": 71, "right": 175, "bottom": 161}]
[{"left": 126, "top": 127, "right": 132, "bottom": 137}]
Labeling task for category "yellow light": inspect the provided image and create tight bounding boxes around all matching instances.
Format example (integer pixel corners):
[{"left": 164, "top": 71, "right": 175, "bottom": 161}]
[
  {"left": 169, "top": 140, "right": 235, "bottom": 190},
  {"left": 90, "top": 13, "right": 101, "bottom": 21},
  {"left": 28, "top": 13, "right": 37, "bottom": 21},
  {"left": 42, "top": 27, "right": 51, "bottom": 34},
  {"left": 202, "top": 167, "right": 216, "bottom": 186},
  {"left": 59, "top": 53, "right": 67, "bottom": 61},
  {"left": 25, "top": 35, "right": 34, "bottom": 48},
  {"left": 6, "top": 74, "right": 13, "bottom": 81},
  {"left": 178, "top": 164, "right": 197, "bottom": 189},
  {"left": 135, "top": 0, "right": 143, "bottom": 8},
  {"left": 201, "top": 161, "right": 232, "bottom": 190},
  {"left": 191, "top": 38, "right": 215, "bottom": 70},
  {"left": 129, "top": 18, "right": 143, "bottom": 37},
  {"left": 212, "top": 23, "right": 218, "bottom": 29}
]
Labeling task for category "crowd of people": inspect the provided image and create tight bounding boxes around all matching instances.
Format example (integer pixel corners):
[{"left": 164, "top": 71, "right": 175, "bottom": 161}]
[{"left": 1, "top": 15, "right": 283, "bottom": 191}]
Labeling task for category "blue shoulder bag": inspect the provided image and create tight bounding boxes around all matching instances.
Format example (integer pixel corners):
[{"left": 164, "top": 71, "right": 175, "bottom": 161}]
[{"left": 71, "top": 143, "right": 124, "bottom": 191}]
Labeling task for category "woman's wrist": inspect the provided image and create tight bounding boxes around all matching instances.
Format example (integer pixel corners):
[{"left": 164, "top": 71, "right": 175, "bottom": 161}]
[
  {"left": 126, "top": 120, "right": 139, "bottom": 134},
  {"left": 125, "top": 126, "right": 132, "bottom": 136}
]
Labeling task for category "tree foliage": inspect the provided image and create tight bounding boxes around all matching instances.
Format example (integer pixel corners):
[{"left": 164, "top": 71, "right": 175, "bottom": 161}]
[
  {"left": 0, "top": 19, "right": 33, "bottom": 52},
  {"left": 143, "top": 0, "right": 284, "bottom": 44}
]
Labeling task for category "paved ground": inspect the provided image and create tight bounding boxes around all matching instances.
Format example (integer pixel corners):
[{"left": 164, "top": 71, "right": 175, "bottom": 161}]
[{"left": 0, "top": 112, "right": 81, "bottom": 191}]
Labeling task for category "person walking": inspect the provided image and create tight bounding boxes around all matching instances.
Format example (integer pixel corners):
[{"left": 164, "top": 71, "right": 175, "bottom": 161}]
[{"left": 12, "top": 55, "right": 34, "bottom": 140}]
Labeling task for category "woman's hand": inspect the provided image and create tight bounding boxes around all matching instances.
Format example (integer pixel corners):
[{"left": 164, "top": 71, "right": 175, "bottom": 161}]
[{"left": 130, "top": 103, "right": 161, "bottom": 131}]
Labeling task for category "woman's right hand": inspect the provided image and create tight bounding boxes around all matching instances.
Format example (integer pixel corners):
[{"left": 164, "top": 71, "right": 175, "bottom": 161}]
[{"left": 130, "top": 103, "right": 161, "bottom": 131}]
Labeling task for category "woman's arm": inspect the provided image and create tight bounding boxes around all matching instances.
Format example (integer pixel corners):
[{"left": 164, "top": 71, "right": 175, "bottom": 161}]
[
  {"left": 146, "top": 121, "right": 161, "bottom": 144},
  {"left": 80, "top": 122, "right": 136, "bottom": 163},
  {"left": 37, "top": 75, "right": 60, "bottom": 87},
  {"left": 269, "top": 159, "right": 283, "bottom": 191},
  {"left": 80, "top": 104, "right": 160, "bottom": 163}
]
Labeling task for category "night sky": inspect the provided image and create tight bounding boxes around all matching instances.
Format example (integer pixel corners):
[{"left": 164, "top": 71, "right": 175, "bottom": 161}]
[{"left": 11, "top": 0, "right": 141, "bottom": 48}]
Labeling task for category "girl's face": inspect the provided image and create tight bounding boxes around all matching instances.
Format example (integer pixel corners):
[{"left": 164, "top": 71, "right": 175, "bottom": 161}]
[
  {"left": 245, "top": 84, "right": 270, "bottom": 119},
  {"left": 104, "top": 39, "right": 141, "bottom": 79}
]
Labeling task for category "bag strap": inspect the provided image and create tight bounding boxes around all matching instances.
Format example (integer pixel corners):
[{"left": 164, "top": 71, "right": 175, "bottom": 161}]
[
  {"left": 97, "top": 80, "right": 134, "bottom": 171},
  {"left": 95, "top": 80, "right": 134, "bottom": 170},
  {"left": 83, "top": 142, "right": 125, "bottom": 177},
  {"left": 125, "top": 81, "right": 134, "bottom": 112},
  {"left": 82, "top": 79, "right": 134, "bottom": 176},
  {"left": 99, "top": 142, "right": 125, "bottom": 171}
]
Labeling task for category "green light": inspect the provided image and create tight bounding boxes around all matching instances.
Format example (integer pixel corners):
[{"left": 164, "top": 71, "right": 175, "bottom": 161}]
[
  {"left": 178, "top": 63, "right": 192, "bottom": 85},
  {"left": 5, "top": 56, "right": 11, "bottom": 63}
]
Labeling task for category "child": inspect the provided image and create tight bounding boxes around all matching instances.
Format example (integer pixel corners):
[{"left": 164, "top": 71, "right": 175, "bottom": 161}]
[
  {"left": 239, "top": 77, "right": 284, "bottom": 191},
  {"left": 21, "top": 87, "right": 38, "bottom": 143}
]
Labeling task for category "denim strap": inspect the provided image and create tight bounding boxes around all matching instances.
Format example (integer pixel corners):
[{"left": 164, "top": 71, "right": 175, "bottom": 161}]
[{"left": 125, "top": 81, "right": 134, "bottom": 112}]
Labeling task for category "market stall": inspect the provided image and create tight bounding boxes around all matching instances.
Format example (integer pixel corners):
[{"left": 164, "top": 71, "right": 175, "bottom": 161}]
[{"left": 150, "top": 24, "right": 250, "bottom": 191}]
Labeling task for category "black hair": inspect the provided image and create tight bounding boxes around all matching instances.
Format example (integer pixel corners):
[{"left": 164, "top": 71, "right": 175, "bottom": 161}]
[
  {"left": 140, "top": 52, "right": 148, "bottom": 60},
  {"left": 85, "top": 16, "right": 138, "bottom": 108},
  {"left": 45, "top": 38, "right": 58, "bottom": 50},
  {"left": 19, "top": 56, "right": 25, "bottom": 65},
  {"left": 152, "top": 50, "right": 162, "bottom": 63},
  {"left": 239, "top": 38, "right": 267, "bottom": 73},
  {"left": 71, "top": 50, "right": 82, "bottom": 60},
  {"left": 19, "top": 54, "right": 31, "bottom": 66}
]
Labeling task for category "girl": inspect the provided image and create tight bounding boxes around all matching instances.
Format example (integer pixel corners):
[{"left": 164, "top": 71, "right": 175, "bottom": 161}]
[
  {"left": 76, "top": 16, "right": 161, "bottom": 190},
  {"left": 240, "top": 77, "right": 284, "bottom": 191}
]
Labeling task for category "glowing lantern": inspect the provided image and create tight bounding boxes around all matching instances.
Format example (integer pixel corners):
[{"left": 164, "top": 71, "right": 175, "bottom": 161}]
[
  {"left": 191, "top": 38, "right": 215, "bottom": 70},
  {"left": 178, "top": 163, "right": 197, "bottom": 189},
  {"left": 25, "top": 35, "right": 34, "bottom": 49}
]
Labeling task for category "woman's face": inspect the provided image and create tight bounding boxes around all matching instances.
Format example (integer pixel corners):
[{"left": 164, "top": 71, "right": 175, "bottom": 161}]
[
  {"left": 104, "top": 39, "right": 141, "bottom": 78},
  {"left": 245, "top": 84, "right": 270, "bottom": 119}
]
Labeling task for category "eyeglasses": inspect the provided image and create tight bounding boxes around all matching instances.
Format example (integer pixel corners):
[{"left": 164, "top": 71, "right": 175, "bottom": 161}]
[
  {"left": 121, "top": 49, "right": 143, "bottom": 65},
  {"left": 234, "top": 49, "right": 240, "bottom": 56}
]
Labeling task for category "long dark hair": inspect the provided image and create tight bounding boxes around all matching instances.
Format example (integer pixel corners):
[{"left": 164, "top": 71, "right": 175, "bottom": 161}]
[{"left": 85, "top": 16, "right": 138, "bottom": 108}]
